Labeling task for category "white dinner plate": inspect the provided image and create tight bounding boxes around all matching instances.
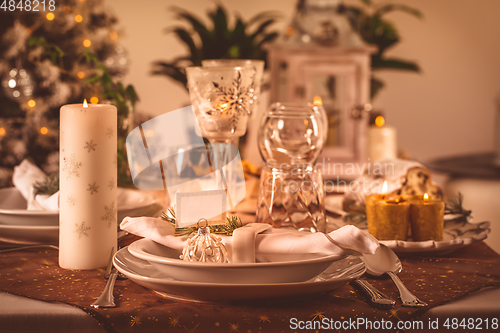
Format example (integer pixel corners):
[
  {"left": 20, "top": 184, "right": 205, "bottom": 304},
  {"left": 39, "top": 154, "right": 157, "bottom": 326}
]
[
  {"left": 114, "top": 247, "right": 365, "bottom": 303},
  {"left": 0, "top": 187, "right": 158, "bottom": 226},
  {"left": 0, "top": 225, "right": 59, "bottom": 245},
  {"left": 325, "top": 195, "right": 491, "bottom": 255},
  {"left": 128, "top": 238, "right": 345, "bottom": 284}
]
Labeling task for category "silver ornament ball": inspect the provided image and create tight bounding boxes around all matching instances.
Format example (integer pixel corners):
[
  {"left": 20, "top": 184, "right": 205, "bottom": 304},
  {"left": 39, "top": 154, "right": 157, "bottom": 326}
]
[{"left": 1, "top": 68, "right": 34, "bottom": 102}]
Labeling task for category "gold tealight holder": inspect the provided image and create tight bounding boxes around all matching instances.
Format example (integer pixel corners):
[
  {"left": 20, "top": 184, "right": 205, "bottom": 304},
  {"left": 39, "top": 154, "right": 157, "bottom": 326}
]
[
  {"left": 409, "top": 194, "right": 444, "bottom": 241},
  {"left": 366, "top": 196, "right": 410, "bottom": 240}
]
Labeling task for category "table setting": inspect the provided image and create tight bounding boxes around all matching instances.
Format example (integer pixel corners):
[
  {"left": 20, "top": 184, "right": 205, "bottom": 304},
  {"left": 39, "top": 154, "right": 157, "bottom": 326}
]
[
  {"left": 1, "top": 47, "right": 500, "bottom": 333},
  {"left": 0, "top": 64, "right": 500, "bottom": 332}
]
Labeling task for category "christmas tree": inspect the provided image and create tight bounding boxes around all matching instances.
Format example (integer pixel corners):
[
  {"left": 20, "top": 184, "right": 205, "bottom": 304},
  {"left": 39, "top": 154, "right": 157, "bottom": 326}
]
[{"left": 0, "top": 0, "right": 136, "bottom": 187}]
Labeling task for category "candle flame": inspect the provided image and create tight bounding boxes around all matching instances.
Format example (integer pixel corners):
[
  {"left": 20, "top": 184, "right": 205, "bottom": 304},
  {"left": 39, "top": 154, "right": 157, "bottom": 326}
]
[
  {"left": 313, "top": 96, "right": 323, "bottom": 106},
  {"left": 375, "top": 116, "right": 385, "bottom": 127},
  {"left": 381, "top": 181, "right": 388, "bottom": 194},
  {"left": 83, "top": 99, "right": 88, "bottom": 108},
  {"left": 218, "top": 103, "right": 228, "bottom": 111},
  {"left": 424, "top": 193, "right": 429, "bottom": 201}
]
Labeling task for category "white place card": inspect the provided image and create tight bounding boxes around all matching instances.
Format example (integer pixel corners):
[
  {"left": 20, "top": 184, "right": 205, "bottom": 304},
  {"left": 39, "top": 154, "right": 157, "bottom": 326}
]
[{"left": 175, "top": 190, "right": 227, "bottom": 228}]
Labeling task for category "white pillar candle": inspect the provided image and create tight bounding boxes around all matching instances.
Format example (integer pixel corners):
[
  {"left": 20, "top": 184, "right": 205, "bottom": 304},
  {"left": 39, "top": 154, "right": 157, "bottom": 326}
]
[
  {"left": 368, "top": 116, "right": 397, "bottom": 162},
  {"left": 59, "top": 101, "right": 117, "bottom": 270}
]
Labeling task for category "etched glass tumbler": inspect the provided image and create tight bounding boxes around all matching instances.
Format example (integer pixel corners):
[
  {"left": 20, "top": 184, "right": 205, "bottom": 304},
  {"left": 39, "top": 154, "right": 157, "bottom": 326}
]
[{"left": 257, "top": 165, "right": 326, "bottom": 232}]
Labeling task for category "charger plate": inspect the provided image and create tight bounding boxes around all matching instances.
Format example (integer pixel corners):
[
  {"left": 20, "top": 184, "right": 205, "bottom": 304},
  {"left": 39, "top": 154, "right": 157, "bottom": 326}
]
[{"left": 114, "top": 247, "right": 365, "bottom": 303}]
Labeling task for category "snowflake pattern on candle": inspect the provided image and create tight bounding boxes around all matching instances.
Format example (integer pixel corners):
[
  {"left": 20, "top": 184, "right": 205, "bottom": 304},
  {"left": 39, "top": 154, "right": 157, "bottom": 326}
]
[
  {"left": 62, "top": 154, "right": 82, "bottom": 180},
  {"left": 106, "top": 127, "right": 114, "bottom": 139},
  {"left": 74, "top": 221, "right": 90, "bottom": 239},
  {"left": 67, "top": 195, "right": 76, "bottom": 206},
  {"left": 84, "top": 140, "right": 97, "bottom": 152},
  {"left": 108, "top": 179, "right": 116, "bottom": 190},
  {"left": 87, "top": 182, "right": 99, "bottom": 194},
  {"left": 101, "top": 201, "right": 116, "bottom": 228}
]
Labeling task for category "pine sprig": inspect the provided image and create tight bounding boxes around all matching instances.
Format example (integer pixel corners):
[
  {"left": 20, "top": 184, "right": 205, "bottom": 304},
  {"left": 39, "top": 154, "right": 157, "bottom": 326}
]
[
  {"left": 445, "top": 192, "right": 472, "bottom": 218},
  {"left": 161, "top": 208, "right": 243, "bottom": 236},
  {"left": 33, "top": 173, "right": 59, "bottom": 196}
]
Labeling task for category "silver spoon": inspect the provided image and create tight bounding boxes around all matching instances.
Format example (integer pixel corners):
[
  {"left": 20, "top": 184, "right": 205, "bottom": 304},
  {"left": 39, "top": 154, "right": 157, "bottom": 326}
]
[
  {"left": 362, "top": 244, "right": 427, "bottom": 307},
  {"left": 323, "top": 234, "right": 395, "bottom": 308}
]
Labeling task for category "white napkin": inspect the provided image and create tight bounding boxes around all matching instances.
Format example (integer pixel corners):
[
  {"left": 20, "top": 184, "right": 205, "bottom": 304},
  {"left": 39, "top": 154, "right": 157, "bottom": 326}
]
[
  {"left": 12, "top": 159, "right": 59, "bottom": 211},
  {"left": 120, "top": 217, "right": 379, "bottom": 262}
]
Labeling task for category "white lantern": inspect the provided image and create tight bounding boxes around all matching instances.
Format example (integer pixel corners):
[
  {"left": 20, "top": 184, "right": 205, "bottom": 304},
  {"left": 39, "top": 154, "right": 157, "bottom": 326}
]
[{"left": 266, "top": 0, "right": 376, "bottom": 179}]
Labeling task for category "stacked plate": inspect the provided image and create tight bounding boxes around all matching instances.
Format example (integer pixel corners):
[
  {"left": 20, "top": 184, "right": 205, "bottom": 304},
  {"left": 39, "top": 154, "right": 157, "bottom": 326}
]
[
  {"left": 0, "top": 187, "right": 159, "bottom": 245},
  {"left": 113, "top": 238, "right": 366, "bottom": 303}
]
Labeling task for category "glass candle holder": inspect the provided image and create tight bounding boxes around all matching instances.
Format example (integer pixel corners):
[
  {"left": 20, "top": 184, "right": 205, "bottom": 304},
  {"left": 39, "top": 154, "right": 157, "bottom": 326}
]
[
  {"left": 186, "top": 66, "right": 256, "bottom": 144},
  {"left": 257, "top": 165, "right": 325, "bottom": 232},
  {"left": 201, "top": 59, "right": 264, "bottom": 119}
]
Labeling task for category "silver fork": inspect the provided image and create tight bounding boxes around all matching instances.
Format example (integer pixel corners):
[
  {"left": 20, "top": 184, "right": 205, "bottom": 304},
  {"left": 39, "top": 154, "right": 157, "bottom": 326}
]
[{"left": 91, "top": 247, "right": 122, "bottom": 308}]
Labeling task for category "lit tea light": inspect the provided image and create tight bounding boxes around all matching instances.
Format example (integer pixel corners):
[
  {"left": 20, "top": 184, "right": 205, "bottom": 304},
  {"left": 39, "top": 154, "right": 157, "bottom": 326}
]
[
  {"left": 366, "top": 180, "right": 410, "bottom": 240},
  {"left": 46, "top": 13, "right": 54, "bottom": 20},
  {"left": 28, "top": 99, "right": 36, "bottom": 108},
  {"left": 40, "top": 127, "right": 48, "bottom": 135},
  {"left": 313, "top": 96, "right": 323, "bottom": 106},
  {"left": 409, "top": 192, "right": 444, "bottom": 241},
  {"left": 90, "top": 97, "right": 99, "bottom": 104},
  {"left": 75, "top": 15, "right": 83, "bottom": 22},
  {"left": 83, "top": 39, "right": 91, "bottom": 47}
]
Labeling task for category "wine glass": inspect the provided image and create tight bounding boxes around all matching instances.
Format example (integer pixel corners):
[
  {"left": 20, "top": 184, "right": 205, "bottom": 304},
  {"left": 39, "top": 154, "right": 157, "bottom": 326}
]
[{"left": 258, "top": 102, "right": 326, "bottom": 167}]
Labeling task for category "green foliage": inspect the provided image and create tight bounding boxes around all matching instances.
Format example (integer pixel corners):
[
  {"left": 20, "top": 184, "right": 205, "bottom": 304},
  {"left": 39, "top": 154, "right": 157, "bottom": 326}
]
[
  {"left": 344, "top": 0, "right": 423, "bottom": 99},
  {"left": 33, "top": 173, "right": 59, "bottom": 196},
  {"left": 445, "top": 192, "right": 472, "bottom": 220},
  {"left": 161, "top": 208, "right": 243, "bottom": 236},
  {"left": 27, "top": 37, "right": 65, "bottom": 66},
  {"left": 152, "top": 5, "right": 280, "bottom": 90}
]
